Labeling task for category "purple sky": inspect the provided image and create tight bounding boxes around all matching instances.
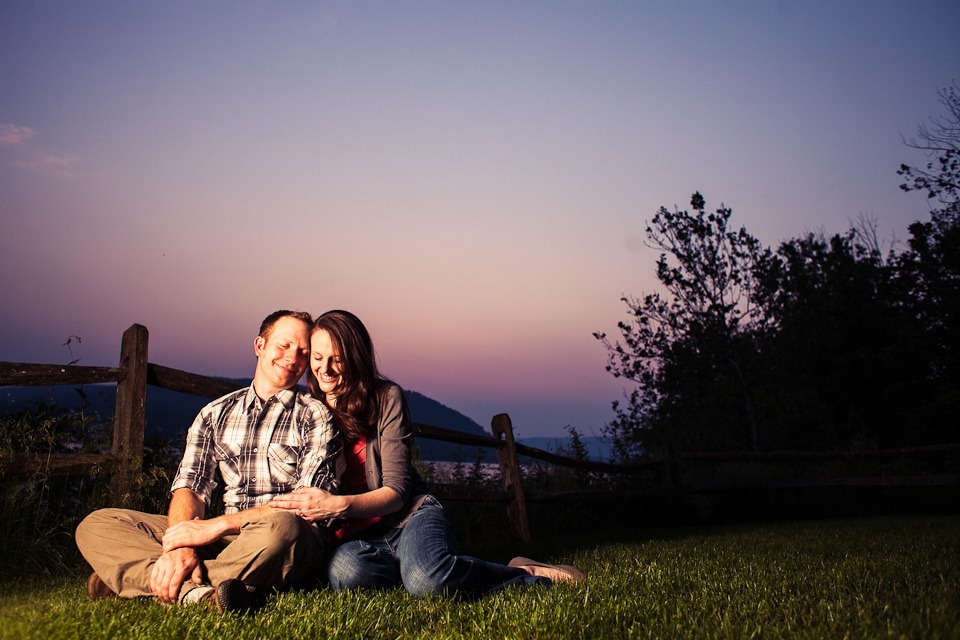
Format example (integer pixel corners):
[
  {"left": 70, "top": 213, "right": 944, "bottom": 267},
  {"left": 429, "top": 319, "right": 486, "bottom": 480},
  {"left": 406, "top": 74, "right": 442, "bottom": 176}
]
[{"left": 1, "top": 1, "right": 958, "bottom": 438}]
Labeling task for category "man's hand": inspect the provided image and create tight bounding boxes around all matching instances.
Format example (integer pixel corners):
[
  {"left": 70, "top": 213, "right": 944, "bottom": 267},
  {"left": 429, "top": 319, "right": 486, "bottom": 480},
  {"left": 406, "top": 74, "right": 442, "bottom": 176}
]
[
  {"left": 162, "top": 517, "right": 232, "bottom": 553},
  {"left": 150, "top": 547, "right": 202, "bottom": 603}
]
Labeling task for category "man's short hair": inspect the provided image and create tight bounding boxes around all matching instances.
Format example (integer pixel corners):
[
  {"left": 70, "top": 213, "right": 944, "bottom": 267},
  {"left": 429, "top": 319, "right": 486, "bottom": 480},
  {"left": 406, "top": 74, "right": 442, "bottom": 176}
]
[{"left": 259, "top": 310, "right": 313, "bottom": 340}]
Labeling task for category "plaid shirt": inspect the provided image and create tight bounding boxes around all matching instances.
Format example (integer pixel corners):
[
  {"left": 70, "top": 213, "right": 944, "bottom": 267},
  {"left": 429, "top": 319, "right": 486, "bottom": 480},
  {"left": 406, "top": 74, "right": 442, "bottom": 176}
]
[{"left": 171, "top": 385, "right": 341, "bottom": 514}]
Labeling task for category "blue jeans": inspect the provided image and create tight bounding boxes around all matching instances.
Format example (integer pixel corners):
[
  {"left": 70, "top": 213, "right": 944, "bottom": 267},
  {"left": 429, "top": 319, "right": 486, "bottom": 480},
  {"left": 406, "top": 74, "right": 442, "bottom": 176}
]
[{"left": 326, "top": 496, "right": 549, "bottom": 598}]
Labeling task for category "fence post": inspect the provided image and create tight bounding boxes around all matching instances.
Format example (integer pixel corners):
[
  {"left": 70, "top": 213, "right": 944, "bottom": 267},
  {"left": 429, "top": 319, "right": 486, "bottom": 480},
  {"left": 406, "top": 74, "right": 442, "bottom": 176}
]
[
  {"left": 491, "top": 413, "right": 532, "bottom": 543},
  {"left": 111, "top": 324, "right": 148, "bottom": 506}
]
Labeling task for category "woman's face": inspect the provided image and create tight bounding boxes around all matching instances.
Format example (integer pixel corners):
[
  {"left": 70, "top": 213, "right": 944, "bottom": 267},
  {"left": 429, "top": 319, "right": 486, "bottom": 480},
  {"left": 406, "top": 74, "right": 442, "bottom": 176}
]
[{"left": 310, "top": 329, "right": 343, "bottom": 399}]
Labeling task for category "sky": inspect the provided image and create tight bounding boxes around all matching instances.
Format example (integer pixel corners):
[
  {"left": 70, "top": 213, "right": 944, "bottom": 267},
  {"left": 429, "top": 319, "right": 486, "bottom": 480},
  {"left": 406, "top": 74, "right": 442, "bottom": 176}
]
[{"left": 1, "top": 1, "right": 958, "bottom": 439}]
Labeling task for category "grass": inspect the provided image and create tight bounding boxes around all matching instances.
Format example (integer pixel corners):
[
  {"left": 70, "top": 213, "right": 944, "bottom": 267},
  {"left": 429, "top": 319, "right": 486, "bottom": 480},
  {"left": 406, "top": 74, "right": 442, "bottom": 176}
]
[{"left": 0, "top": 515, "right": 957, "bottom": 639}]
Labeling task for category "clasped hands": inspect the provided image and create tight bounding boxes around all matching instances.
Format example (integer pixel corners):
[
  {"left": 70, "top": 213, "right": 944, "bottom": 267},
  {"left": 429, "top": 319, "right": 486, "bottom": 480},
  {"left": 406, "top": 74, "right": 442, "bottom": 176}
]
[{"left": 269, "top": 486, "right": 343, "bottom": 522}]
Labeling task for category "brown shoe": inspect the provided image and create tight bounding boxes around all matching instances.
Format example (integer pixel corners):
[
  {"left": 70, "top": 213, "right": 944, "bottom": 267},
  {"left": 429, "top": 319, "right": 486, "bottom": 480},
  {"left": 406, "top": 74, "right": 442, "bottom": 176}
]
[
  {"left": 508, "top": 557, "right": 585, "bottom": 584},
  {"left": 86, "top": 573, "right": 118, "bottom": 600}
]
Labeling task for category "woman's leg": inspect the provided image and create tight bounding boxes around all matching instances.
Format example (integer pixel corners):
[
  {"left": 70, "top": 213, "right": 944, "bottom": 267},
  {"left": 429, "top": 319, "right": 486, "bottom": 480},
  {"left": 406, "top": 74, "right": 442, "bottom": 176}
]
[
  {"left": 395, "top": 497, "right": 545, "bottom": 598},
  {"left": 327, "top": 536, "right": 401, "bottom": 591}
]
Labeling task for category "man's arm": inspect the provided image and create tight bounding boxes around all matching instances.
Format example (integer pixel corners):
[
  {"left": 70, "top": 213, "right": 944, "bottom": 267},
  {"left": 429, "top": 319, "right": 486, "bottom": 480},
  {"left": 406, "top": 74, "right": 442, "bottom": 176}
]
[
  {"left": 295, "top": 400, "right": 343, "bottom": 494},
  {"left": 161, "top": 501, "right": 274, "bottom": 552},
  {"left": 150, "top": 488, "right": 206, "bottom": 603},
  {"left": 168, "top": 486, "right": 205, "bottom": 525}
]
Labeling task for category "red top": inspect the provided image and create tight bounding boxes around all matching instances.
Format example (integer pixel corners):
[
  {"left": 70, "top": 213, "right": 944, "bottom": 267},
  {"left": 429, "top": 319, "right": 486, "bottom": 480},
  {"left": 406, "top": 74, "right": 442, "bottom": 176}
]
[{"left": 331, "top": 436, "right": 382, "bottom": 541}]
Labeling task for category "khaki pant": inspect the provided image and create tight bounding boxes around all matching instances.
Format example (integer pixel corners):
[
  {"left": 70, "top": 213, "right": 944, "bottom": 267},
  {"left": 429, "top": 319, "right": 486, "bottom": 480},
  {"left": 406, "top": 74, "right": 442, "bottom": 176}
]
[{"left": 75, "top": 507, "right": 325, "bottom": 600}]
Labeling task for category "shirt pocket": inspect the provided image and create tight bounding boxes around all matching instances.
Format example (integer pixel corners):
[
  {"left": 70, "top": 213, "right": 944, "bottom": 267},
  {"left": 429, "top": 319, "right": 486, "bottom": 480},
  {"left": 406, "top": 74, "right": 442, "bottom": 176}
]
[
  {"left": 214, "top": 441, "right": 243, "bottom": 488},
  {"left": 267, "top": 443, "right": 300, "bottom": 485}
]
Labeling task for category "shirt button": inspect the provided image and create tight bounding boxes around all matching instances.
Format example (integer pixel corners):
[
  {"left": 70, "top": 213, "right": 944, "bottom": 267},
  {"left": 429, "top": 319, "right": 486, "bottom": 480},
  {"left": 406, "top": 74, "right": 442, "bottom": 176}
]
[
  {"left": 253, "top": 448, "right": 258, "bottom": 453},
  {"left": 251, "top": 478, "right": 257, "bottom": 483}
]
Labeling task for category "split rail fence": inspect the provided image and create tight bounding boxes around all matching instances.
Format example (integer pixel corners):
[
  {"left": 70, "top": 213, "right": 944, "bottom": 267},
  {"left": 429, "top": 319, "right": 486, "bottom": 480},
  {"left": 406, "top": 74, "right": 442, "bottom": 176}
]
[
  {"left": 2, "top": 324, "right": 958, "bottom": 544},
  {"left": 0, "top": 324, "right": 606, "bottom": 543}
]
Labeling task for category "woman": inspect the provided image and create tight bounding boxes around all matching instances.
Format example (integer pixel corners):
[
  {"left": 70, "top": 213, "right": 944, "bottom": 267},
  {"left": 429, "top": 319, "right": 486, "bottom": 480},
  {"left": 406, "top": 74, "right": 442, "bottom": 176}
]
[{"left": 269, "top": 309, "right": 583, "bottom": 598}]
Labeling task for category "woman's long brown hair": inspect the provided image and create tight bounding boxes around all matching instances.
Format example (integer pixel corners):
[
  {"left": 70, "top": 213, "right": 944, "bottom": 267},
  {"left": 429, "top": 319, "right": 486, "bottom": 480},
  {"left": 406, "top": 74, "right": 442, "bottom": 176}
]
[{"left": 308, "top": 310, "right": 389, "bottom": 442}]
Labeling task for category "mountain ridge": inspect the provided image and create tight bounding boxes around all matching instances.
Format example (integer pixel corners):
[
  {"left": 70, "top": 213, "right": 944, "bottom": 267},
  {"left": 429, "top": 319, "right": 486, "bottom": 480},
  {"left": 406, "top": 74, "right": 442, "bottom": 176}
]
[{"left": 1, "top": 381, "right": 495, "bottom": 461}]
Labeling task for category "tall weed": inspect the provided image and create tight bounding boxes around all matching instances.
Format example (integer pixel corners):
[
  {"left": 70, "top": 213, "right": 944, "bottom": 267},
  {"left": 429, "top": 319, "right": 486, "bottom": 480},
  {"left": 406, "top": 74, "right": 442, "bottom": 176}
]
[{"left": 0, "top": 396, "right": 178, "bottom": 579}]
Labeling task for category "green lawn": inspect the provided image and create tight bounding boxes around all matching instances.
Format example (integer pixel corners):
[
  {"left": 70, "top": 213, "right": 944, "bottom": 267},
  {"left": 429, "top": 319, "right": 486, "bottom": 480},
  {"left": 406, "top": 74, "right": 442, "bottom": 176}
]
[{"left": 1, "top": 516, "right": 957, "bottom": 639}]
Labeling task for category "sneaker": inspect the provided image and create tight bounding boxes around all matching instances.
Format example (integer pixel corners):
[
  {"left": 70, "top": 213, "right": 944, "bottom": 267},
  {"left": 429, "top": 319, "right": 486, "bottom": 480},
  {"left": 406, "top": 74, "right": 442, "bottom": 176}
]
[
  {"left": 183, "top": 585, "right": 215, "bottom": 608},
  {"left": 86, "top": 573, "right": 118, "bottom": 600},
  {"left": 508, "top": 557, "right": 585, "bottom": 584},
  {"left": 196, "top": 579, "right": 262, "bottom": 614}
]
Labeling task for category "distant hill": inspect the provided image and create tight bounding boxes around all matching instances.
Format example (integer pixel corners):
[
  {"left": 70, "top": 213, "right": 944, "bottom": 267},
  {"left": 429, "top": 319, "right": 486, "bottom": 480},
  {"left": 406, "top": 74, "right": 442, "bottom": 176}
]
[
  {"left": 1, "top": 382, "right": 494, "bottom": 461},
  {"left": 403, "top": 389, "right": 495, "bottom": 462}
]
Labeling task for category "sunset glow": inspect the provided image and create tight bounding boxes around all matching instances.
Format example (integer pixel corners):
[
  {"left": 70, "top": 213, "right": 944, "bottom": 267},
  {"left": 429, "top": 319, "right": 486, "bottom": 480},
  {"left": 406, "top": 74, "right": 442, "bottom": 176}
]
[{"left": 2, "top": 1, "right": 957, "bottom": 437}]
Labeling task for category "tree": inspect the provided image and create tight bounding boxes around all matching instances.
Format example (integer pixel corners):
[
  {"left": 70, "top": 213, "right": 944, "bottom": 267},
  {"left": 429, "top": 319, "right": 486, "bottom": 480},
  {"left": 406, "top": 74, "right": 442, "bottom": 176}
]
[
  {"left": 599, "top": 84, "right": 960, "bottom": 459},
  {"left": 597, "top": 195, "right": 935, "bottom": 457},
  {"left": 468, "top": 448, "right": 490, "bottom": 488},
  {"left": 564, "top": 425, "right": 593, "bottom": 488},
  {"left": 898, "top": 82, "right": 959, "bottom": 208},
  {"left": 751, "top": 228, "right": 922, "bottom": 449},
  {"left": 595, "top": 193, "right": 772, "bottom": 457},
  {"left": 896, "top": 82, "right": 960, "bottom": 443}
]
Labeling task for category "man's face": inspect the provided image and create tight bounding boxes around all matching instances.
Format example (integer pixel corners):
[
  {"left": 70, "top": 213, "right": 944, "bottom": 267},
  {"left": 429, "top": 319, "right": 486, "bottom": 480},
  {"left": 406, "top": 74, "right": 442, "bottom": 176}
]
[{"left": 252, "top": 316, "right": 310, "bottom": 398}]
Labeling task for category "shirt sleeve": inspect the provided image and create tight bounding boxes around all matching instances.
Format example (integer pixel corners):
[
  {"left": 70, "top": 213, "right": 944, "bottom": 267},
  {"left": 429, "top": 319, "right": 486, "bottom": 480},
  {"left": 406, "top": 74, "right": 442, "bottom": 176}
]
[
  {"left": 377, "top": 384, "right": 415, "bottom": 501},
  {"left": 170, "top": 403, "right": 220, "bottom": 504},
  {"left": 295, "top": 399, "right": 343, "bottom": 493}
]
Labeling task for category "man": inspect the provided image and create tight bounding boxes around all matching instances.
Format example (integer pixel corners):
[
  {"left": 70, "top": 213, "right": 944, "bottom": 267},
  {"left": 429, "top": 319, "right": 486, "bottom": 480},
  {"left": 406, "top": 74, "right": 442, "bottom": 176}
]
[{"left": 75, "top": 310, "right": 341, "bottom": 613}]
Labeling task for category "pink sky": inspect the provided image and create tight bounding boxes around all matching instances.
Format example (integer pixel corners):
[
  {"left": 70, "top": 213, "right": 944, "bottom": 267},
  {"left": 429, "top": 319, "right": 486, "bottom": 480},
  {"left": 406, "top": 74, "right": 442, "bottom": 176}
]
[{"left": 1, "top": 1, "right": 957, "bottom": 437}]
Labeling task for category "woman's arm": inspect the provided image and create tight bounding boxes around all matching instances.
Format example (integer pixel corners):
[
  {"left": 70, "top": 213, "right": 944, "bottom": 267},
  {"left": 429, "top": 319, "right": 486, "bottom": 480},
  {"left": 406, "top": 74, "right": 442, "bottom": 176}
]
[
  {"left": 338, "top": 383, "right": 415, "bottom": 519},
  {"left": 376, "top": 384, "right": 416, "bottom": 500},
  {"left": 271, "top": 384, "right": 413, "bottom": 523},
  {"left": 269, "top": 485, "right": 403, "bottom": 523}
]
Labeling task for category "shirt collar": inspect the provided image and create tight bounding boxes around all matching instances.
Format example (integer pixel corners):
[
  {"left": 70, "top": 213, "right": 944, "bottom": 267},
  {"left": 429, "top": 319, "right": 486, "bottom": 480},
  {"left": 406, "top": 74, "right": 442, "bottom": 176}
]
[{"left": 242, "top": 384, "right": 298, "bottom": 410}]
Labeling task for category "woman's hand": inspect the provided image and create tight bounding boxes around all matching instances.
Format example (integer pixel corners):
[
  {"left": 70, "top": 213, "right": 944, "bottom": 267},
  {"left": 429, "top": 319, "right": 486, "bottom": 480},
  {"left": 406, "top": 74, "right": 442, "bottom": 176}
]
[{"left": 270, "top": 487, "right": 347, "bottom": 522}]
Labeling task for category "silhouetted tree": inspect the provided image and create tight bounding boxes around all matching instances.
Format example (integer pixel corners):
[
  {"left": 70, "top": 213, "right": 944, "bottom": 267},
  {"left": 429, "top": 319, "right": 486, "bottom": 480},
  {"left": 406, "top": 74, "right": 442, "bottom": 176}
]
[
  {"left": 468, "top": 448, "right": 489, "bottom": 488},
  {"left": 451, "top": 447, "right": 466, "bottom": 484},
  {"left": 598, "top": 88, "right": 960, "bottom": 458},
  {"left": 896, "top": 82, "right": 960, "bottom": 443},
  {"left": 564, "top": 425, "right": 593, "bottom": 488},
  {"left": 751, "top": 228, "right": 921, "bottom": 449},
  {"left": 898, "top": 82, "right": 959, "bottom": 207},
  {"left": 595, "top": 193, "right": 772, "bottom": 457}
]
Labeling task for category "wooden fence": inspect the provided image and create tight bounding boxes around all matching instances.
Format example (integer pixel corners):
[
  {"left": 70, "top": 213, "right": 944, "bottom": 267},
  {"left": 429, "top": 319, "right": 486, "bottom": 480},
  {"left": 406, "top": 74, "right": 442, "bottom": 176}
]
[
  {"left": 2, "top": 324, "right": 958, "bottom": 543},
  {"left": 2, "top": 323, "right": 613, "bottom": 543}
]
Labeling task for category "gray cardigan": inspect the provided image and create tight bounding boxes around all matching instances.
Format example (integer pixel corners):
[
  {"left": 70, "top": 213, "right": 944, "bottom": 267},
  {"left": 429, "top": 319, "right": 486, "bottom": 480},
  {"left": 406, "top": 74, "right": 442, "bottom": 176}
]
[{"left": 362, "top": 383, "right": 431, "bottom": 528}]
